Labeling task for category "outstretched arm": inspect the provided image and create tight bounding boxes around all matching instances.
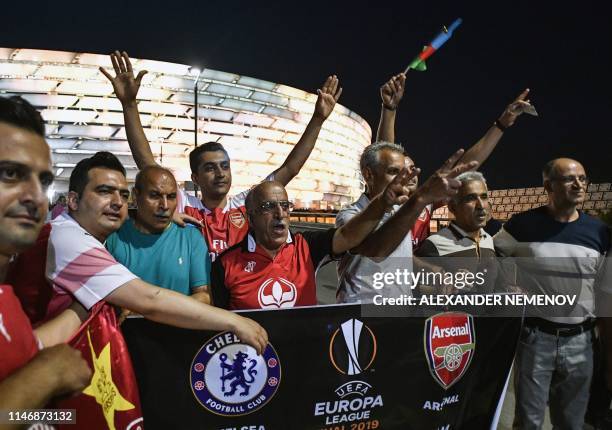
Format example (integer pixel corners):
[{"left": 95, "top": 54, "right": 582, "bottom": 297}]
[
  {"left": 350, "top": 149, "right": 478, "bottom": 258},
  {"left": 376, "top": 73, "right": 406, "bottom": 143},
  {"left": 459, "top": 88, "right": 533, "bottom": 168},
  {"left": 106, "top": 278, "right": 268, "bottom": 354},
  {"left": 100, "top": 51, "right": 156, "bottom": 169},
  {"left": 273, "top": 76, "right": 342, "bottom": 186},
  {"left": 332, "top": 167, "right": 418, "bottom": 255}
]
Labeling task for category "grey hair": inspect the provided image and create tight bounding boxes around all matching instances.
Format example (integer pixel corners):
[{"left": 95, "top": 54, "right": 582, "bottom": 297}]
[
  {"left": 359, "top": 141, "right": 405, "bottom": 172},
  {"left": 451, "top": 171, "right": 488, "bottom": 204}
]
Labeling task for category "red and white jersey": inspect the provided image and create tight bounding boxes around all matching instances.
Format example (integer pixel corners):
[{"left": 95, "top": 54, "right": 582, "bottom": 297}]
[
  {"left": 211, "top": 229, "right": 336, "bottom": 310},
  {"left": 411, "top": 202, "right": 446, "bottom": 250},
  {"left": 9, "top": 213, "right": 138, "bottom": 323},
  {"left": 176, "top": 174, "right": 275, "bottom": 262},
  {"left": 0, "top": 284, "right": 39, "bottom": 381},
  {"left": 411, "top": 204, "right": 433, "bottom": 250},
  {"left": 178, "top": 189, "right": 250, "bottom": 262}
]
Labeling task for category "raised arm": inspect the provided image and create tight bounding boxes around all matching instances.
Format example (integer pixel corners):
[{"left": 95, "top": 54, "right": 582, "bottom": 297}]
[
  {"left": 376, "top": 73, "right": 406, "bottom": 143},
  {"left": 332, "top": 167, "right": 418, "bottom": 255},
  {"left": 458, "top": 88, "right": 533, "bottom": 167},
  {"left": 100, "top": 51, "right": 157, "bottom": 169},
  {"left": 273, "top": 76, "right": 342, "bottom": 185},
  {"left": 349, "top": 149, "right": 478, "bottom": 258}
]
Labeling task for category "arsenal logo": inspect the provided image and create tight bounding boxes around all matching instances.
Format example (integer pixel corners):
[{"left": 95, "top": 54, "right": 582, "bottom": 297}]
[
  {"left": 229, "top": 212, "right": 246, "bottom": 228},
  {"left": 424, "top": 312, "right": 475, "bottom": 389}
]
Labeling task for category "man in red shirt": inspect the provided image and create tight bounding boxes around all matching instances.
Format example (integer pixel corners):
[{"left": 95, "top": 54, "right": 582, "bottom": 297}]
[
  {"left": 375, "top": 73, "right": 534, "bottom": 249},
  {"left": 211, "top": 149, "right": 476, "bottom": 310},
  {"left": 100, "top": 51, "right": 344, "bottom": 260},
  {"left": 0, "top": 96, "right": 91, "bottom": 414}
]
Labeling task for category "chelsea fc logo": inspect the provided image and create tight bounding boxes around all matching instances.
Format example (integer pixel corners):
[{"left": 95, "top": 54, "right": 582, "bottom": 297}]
[{"left": 190, "top": 331, "right": 281, "bottom": 416}]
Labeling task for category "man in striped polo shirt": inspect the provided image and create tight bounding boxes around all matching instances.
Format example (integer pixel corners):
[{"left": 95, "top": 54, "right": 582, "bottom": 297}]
[
  {"left": 494, "top": 158, "right": 610, "bottom": 429},
  {"left": 415, "top": 171, "right": 499, "bottom": 294}
]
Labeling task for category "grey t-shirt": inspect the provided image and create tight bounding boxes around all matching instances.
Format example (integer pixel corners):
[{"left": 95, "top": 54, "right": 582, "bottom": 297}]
[{"left": 335, "top": 193, "right": 414, "bottom": 303}]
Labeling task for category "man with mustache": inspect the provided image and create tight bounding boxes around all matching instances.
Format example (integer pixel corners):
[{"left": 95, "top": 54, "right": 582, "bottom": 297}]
[
  {"left": 415, "top": 171, "right": 499, "bottom": 293},
  {"left": 210, "top": 150, "right": 476, "bottom": 310},
  {"left": 101, "top": 51, "right": 343, "bottom": 261},
  {"left": 494, "top": 158, "right": 610, "bottom": 429},
  {"left": 106, "top": 165, "right": 212, "bottom": 304},
  {"left": 0, "top": 95, "right": 91, "bottom": 415}
]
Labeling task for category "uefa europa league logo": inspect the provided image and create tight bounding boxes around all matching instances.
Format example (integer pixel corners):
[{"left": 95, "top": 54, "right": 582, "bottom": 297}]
[{"left": 329, "top": 319, "right": 377, "bottom": 375}]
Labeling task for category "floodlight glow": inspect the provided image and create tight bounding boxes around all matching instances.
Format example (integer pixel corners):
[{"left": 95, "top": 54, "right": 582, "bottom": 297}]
[{"left": 0, "top": 47, "right": 372, "bottom": 208}]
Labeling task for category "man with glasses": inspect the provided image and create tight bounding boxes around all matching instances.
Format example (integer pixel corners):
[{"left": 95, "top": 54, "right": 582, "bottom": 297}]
[
  {"left": 494, "top": 158, "right": 610, "bottom": 429},
  {"left": 210, "top": 150, "right": 475, "bottom": 310}
]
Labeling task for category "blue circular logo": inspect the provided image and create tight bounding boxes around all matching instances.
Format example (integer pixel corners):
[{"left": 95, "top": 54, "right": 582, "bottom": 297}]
[{"left": 190, "top": 331, "right": 281, "bottom": 416}]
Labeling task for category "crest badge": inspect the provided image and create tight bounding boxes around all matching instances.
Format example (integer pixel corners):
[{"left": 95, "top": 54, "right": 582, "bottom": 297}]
[
  {"left": 229, "top": 212, "right": 246, "bottom": 229},
  {"left": 424, "top": 312, "right": 475, "bottom": 389},
  {"left": 191, "top": 332, "right": 281, "bottom": 416}
]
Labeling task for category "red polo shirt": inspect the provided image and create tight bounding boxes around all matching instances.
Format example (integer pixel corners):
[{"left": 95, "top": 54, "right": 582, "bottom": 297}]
[
  {"left": 211, "top": 229, "right": 336, "bottom": 310},
  {"left": 0, "top": 285, "right": 39, "bottom": 381}
]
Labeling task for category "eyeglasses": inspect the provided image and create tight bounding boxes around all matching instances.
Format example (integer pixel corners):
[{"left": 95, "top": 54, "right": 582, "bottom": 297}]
[
  {"left": 257, "top": 200, "right": 294, "bottom": 213},
  {"left": 551, "top": 175, "right": 589, "bottom": 185}
]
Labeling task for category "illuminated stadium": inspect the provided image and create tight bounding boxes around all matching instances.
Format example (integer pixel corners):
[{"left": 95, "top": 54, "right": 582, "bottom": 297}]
[{"left": 0, "top": 47, "right": 372, "bottom": 209}]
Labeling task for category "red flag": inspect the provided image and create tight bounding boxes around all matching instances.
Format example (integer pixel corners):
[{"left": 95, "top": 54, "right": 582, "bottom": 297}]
[{"left": 54, "top": 303, "right": 144, "bottom": 430}]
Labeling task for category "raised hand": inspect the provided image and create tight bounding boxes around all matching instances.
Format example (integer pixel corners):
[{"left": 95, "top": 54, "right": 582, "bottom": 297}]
[
  {"left": 380, "top": 73, "right": 406, "bottom": 110},
  {"left": 418, "top": 149, "right": 479, "bottom": 204},
  {"left": 313, "top": 75, "right": 343, "bottom": 121},
  {"left": 382, "top": 167, "right": 421, "bottom": 209},
  {"left": 99, "top": 51, "right": 148, "bottom": 105},
  {"left": 497, "top": 88, "right": 533, "bottom": 128}
]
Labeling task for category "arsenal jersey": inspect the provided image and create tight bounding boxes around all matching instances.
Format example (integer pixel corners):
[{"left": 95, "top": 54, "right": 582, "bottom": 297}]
[
  {"left": 0, "top": 284, "right": 39, "bottom": 381},
  {"left": 412, "top": 202, "right": 445, "bottom": 250},
  {"left": 211, "top": 229, "right": 336, "bottom": 310},
  {"left": 177, "top": 189, "right": 250, "bottom": 262}
]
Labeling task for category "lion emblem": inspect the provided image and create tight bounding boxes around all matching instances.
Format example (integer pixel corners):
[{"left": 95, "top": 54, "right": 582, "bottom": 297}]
[{"left": 219, "top": 350, "right": 258, "bottom": 396}]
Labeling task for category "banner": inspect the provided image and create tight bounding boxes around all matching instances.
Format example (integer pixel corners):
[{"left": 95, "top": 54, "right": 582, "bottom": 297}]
[
  {"left": 122, "top": 305, "right": 520, "bottom": 430},
  {"left": 55, "top": 303, "right": 144, "bottom": 430}
]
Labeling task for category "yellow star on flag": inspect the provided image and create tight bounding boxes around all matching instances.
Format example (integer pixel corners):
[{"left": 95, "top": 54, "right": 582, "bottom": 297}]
[{"left": 82, "top": 329, "right": 135, "bottom": 430}]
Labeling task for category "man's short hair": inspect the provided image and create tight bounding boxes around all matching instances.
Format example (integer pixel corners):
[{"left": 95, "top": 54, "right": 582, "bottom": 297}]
[
  {"left": 189, "top": 141, "right": 229, "bottom": 173},
  {"left": 359, "top": 141, "right": 405, "bottom": 172},
  {"left": 0, "top": 96, "right": 45, "bottom": 137},
  {"left": 451, "top": 171, "right": 487, "bottom": 204},
  {"left": 134, "top": 165, "right": 176, "bottom": 191},
  {"left": 69, "top": 151, "right": 126, "bottom": 197}
]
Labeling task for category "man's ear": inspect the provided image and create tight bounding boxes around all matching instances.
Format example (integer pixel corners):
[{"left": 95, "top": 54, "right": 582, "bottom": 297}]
[
  {"left": 67, "top": 191, "right": 79, "bottom": 211},
  {"left": 362, "top": 168, "right": 374, "bottom": 188},
  {"left": 543, "top": 179, "right": 553, "bottom": 193},
  {"left": 190, "top": 172, "right": 199, "bottom": 186}
]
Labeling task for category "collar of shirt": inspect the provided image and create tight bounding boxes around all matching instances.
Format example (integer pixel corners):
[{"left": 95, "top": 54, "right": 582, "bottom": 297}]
[
  {"left": 244, "top": 231, "right": 293, "bottom": 254},
  {"left": 448, "top": 222, "right": 488, "bottom": 242}
]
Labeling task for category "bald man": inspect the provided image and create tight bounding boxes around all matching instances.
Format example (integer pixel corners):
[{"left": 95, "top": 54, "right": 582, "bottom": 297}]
[
  {"left": 495, "top": 158, "right": 610, "bottom": 429},
  {"left": 106, "top": 165, "right": 211, "bottom": 303},
  {"left": 211, "top": 150, "right": 476, "bottom": 310}
]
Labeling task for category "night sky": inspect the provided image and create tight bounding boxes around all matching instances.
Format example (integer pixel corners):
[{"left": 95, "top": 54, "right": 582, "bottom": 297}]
[{"left": 3, "top": 0, "right": 611, "bottom": 189}]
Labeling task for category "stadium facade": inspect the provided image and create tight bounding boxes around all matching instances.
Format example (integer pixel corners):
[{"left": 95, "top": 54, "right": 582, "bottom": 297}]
[{"left": 0, "top": 48, "right": 371, "bottom": 209}]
